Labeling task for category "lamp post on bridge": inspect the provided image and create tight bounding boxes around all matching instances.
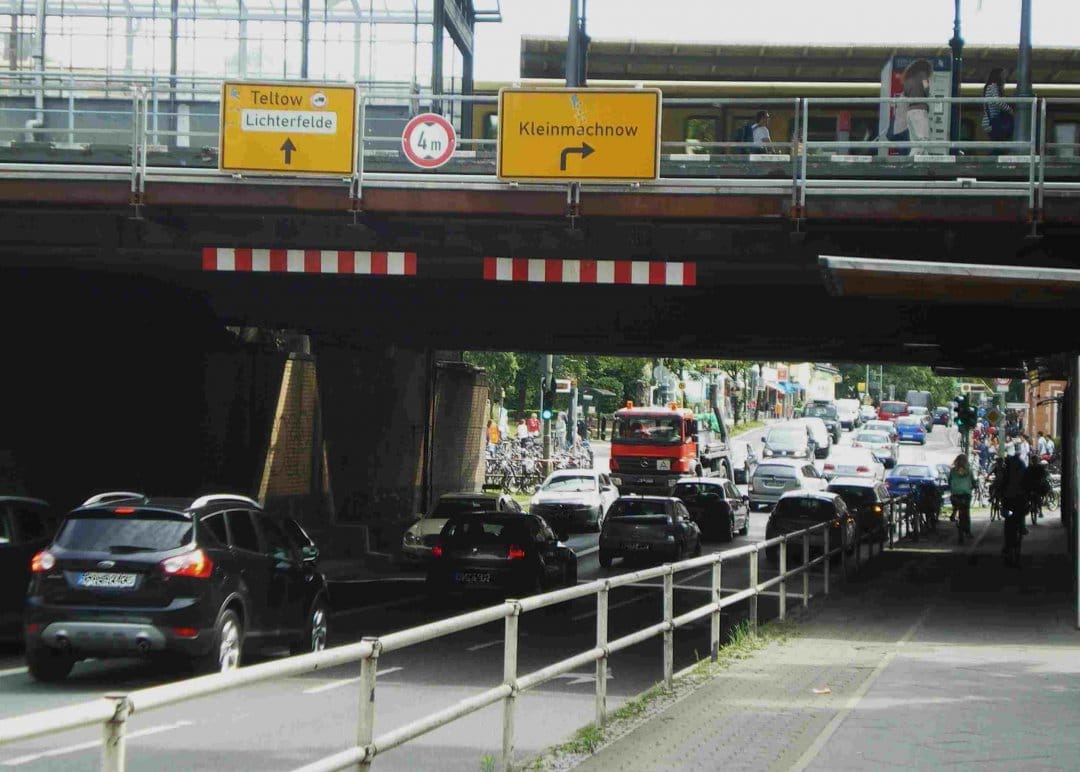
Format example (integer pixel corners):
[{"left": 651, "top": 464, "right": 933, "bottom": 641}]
[{"left": 948, "top": 0, "right": 964, "bottom": 154}]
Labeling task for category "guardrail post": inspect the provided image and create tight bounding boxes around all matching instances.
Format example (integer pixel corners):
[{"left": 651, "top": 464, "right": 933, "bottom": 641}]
[
  {"left": 357, "top": 637, "right": 380, "bottom": 770},
  {"left": 502, "top": 600, "right": 520, "bottom": 772},
  {"left": 710, "top": 556, "right": 722, "bottom": 662},
  {"left": 596, "top": 582, "right": 609, "bottom": 726},
  {"left": 101, "top": 693, "right": 132, "bottom": 772},
  {"left": 823, "top": 526, "right": 830, "bottom": 596},
  {"left": 802, "top": 531, "right": 810, "bottom": 607},
  {"left": 663, "top": 569, "right": 674, "bottom": 689},
  {"left": 778, "top": 535, "right": 787, "bottom": 621},
  {"left": 748, "top": 547, "right": 759, "bottom": 635}
]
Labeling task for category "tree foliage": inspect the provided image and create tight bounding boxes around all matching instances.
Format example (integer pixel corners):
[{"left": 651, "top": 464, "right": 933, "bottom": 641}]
[{"left": 835, "top": 364, "right": 957, "bottom": 406}]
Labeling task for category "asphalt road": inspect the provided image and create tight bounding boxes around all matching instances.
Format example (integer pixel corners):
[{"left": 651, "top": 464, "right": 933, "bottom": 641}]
[{"left": 0, "top": 423, "right": 962, "bottom": 770}]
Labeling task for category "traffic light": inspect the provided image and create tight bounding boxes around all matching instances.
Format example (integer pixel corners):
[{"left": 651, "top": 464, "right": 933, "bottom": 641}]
[
  {"left": 953, "top": 395, "right": 968, "bottom": 429},
  {"left": 540, "top": 377, "right": 556, "bottom": 421}
]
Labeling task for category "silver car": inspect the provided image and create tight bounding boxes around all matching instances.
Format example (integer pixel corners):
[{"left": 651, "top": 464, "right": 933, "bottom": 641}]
[
  {"left": 401, "top": 492, "right": 523, "bottom": 566},
  {"left": 748, "top": 459, "right": 828, "bottom": 511}
]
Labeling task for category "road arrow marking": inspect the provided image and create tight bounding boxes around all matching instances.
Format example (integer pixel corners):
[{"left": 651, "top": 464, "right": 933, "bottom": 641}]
[
  {"left": 559, "top": 142, "right": 594, "bottom": 171},
  {"left": 280, "top": 137, "right": 296, "bottom": 164},
  {"left": 552, "top": 669, "right": 613, "bottom": 687}
]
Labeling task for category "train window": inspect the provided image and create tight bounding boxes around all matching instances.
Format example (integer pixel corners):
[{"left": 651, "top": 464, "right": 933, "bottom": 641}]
[
  {"left": 685, "top": 116, "right": 721, "bottom": 153},
  {"left": 483, "top": 114, "right": 499, "bottom": 140}
]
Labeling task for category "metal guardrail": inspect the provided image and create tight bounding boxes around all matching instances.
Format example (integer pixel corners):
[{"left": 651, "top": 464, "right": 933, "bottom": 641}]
[
  {"left": 0, "top": 507, "right": 926, "bottom": 772},
  {"left": 0, "top": 72, "right": 1078, "bottom": 209}
]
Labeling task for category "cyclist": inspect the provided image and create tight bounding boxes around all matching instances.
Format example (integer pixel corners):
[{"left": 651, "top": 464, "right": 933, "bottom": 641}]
[
  {"left": 948, "top": 453, "right": 976, "bottom": 543},
  {"left": 998, "top": 443, "right": 1030, "bottom": 566},
  {"left": 1026, "top": 458, "right": 1050, "bottom": 523}
]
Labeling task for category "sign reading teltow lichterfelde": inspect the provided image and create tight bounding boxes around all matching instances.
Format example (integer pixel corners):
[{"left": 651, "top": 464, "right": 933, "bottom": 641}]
[
  {"left": 220, "top": 81, "right": 356, "bottom": 175},
  {"left": 497, "top": 88, "right": 661, "bottom": 182}
]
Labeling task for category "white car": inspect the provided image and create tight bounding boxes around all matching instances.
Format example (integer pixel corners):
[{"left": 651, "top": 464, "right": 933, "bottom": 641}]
[
  {"left": 835, "top": 399, "right": 862, "bottom": 430},
  {"left": 851, "top": 429, "right": 899, "bottom": 468},
  {"left": 530, "top": 469, "right": 619, "bottom": 535},
  {"left": 822, "top": 446, "right": 884, "bottom": 480},
  {"left": 859, "top": 404, "right": 878, "bottom": 423},
  {"left": 401, "top": 492, "right": 523, "bottom": 566},
  {"left": 794, "top": 417, "right": 831, "bottom": 459}
]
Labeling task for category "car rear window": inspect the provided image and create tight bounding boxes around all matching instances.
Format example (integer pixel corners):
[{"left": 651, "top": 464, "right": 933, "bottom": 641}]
[
  {"left": 828, "top": 487, "right": 877, "bottom": 508},
  {"left": 755, "top": 464, "right": 797, "bottom": 479},
  {"left": 672, "top": 483, "right": 723, "bottom": 501},
  {"left": 608, "top": 500, "right": 670, "bottom": 517},
  {"left": 855, "top": 432, "right": 889, "bottom": 443},
  {"left": 432, "top": 499, "right": 493, "bottom": 516},
  {"left": 892, "top": 466, "right": 933, "bottom": 478},
  {"left": 55, "top": 513, "right": 193, "bottom": 553},
  {"left": 443, "top": 519, "right": 529, "bottom": 544},
  {"left": 773, "top": 498, "right": 837, "bottom": 522},
  {"left": 879, "top": 402, "right": 906, "bottom": 415}
]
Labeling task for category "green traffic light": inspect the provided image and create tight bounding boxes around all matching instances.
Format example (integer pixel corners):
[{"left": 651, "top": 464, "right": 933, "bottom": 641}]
[{"left": 541, "top": 408, "right": 553, "bottom": 421}]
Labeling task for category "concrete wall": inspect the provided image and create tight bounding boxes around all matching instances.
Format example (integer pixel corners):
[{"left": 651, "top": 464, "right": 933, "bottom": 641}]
[{"left": 429, "top": 361, "right": 488, "bottom": 504}]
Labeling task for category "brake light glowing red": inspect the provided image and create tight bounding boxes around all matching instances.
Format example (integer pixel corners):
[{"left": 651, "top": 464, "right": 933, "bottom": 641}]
[
  {"left": 856, "top": 466, "right": 870, "bottom": 473},
  {"left": 431, "top": 542, "right": 444, "bottom": 558},
  {"left": 823, "top": 464, "right": 835, "bottom": 471},
  {"left": 114, "top": 507, "right": 135, "bottom": 515},
  {"left": 171, "top": 627, "right": 199, "bottom": 639},
  {"left": 30, "top": 550, "right": 55, "bottom": 573},
  {"left": 25, "top": 623, "right": 40, "bottom": 634},
  {"left": 160, "top": 549, "right": 213, "bottom": 579},
  {"left": 507, "top": 544, "right": 527, "bottom": 561}
]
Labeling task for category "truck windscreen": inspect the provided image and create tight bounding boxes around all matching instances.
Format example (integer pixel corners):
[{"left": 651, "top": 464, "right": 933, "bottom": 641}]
[{"left": 612, "top": 416, "right": 684, "bottom": 444}]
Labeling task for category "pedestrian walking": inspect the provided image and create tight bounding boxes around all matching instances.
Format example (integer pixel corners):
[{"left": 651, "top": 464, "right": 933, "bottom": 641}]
[
  {"left": 526, "top": 412, "right": 540, "bottom": 437},
  {"left": 892, "top": 59, "right": 932, "bottom": 154},
  {"left": 948, "top": 453, "right": 976, "bottom": 543},
  {"left": 515, "top": 417, "right": 529, "bottom": 441},
  {"left": 486, "top": 419, "right": 501, "bottom": 446},
  {"left": 981, "top": 67, "right": 1014, "bottom": 153},
  {"left": 1018, "top": 434, "right": 1031, "bottom": 467},
  {"left": 750, "top": 110, "right": 775, "bottom": 153}
]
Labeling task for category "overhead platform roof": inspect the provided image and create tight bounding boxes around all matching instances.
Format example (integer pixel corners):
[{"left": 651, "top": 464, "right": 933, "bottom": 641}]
[
  {"left": 521, "top": 36, "right": 1080, "bottom": 85},
  {"left": 818, "top": 256, "right": 1080, "bottom": 307}
]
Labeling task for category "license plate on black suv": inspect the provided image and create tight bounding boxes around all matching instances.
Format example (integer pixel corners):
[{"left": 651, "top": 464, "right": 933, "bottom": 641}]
[
  {"left": 78, "top": 572, "right": 137, "bottom": 589},
  {"left": 623, "top": 542, "right": 650, "bottom": 551},
  {"left": 455, "top": 571, "right": 493, "bottom": 584}
]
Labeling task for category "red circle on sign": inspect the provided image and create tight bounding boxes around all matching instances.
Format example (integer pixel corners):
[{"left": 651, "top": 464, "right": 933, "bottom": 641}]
[{"left": 401, "top": 113, "right": 457, "bottom": 169}]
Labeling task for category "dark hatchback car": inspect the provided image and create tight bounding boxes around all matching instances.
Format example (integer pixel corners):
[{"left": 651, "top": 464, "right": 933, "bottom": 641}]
[
  {"left": 804, "top": 403, "right": 843, "bottom": 444},
  {"left": 1, "top": 497, "right": 59, "bottom": 642},
  {"left": 599, "top": 496, "right": 702, "bottom": 567},
  {"left": 426, "top": 513, "right": 577, "bottom": 599},
  {"left": 826, "top": 478, "right": 893, "bottom": 542},
  {"left": 671, "top": 478, "right": 750, "bottom": 542},
  {"left": 25, "top": 492, "right": 329, "bottom": 682},
  {"left": 764, "top": 491, "right": 855, "bottom": 565}
]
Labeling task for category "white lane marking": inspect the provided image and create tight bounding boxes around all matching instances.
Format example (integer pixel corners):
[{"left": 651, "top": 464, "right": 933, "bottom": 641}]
[
  {"left": 332, "top": 595, "right": 427, "bottom": 618},
  {"left": 302, "top": 667, "right": 403, "bottom": 695},
  {"left": 466, "top": 640, "right": 503, "bottom": 652},
  {"left": 570, "top": 594, "right": 650, "bottom": 622},
  {"left": 2, "top": 720, "right": 194, "bottom": 766},
  {"left": 328, "top": 576, "right": 426, "bottom": 584},
  {"left": 0, "top": 667, "right": 28, "bottom": 678},
  {"left": 790, "top": 604, "right": 932, "bottom": 772}
]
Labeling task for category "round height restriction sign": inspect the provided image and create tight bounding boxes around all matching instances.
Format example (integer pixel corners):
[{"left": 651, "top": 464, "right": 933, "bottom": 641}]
[{"left": 402, "top": 113, "right": 456, "bottom": 169}]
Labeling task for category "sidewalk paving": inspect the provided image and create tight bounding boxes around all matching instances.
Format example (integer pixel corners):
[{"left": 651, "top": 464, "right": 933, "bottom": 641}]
[{"left": 561, "top": 510, "right": 1079, "bottom": 771}]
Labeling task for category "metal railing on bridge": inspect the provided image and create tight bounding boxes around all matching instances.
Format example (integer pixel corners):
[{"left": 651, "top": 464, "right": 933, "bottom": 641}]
[
  {"left": 0, "top": 500, "right": 924, "bottom": 772},
  {"left": 0, "top": 71, "right": 1078, "bottom": 212}
]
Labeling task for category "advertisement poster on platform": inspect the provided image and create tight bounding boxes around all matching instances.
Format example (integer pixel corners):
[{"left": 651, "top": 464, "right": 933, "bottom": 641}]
[{"left": 878, "top": 55, "right": 952, "bottom": 156}]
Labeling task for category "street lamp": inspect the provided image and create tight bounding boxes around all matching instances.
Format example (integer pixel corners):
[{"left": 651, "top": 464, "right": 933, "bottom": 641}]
[{"left": 948, "top": 0, "right": 964, "bottom": 153}]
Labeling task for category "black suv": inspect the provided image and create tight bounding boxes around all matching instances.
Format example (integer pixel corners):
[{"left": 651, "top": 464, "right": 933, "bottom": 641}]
[{"left": 25, "top": 492, "right": 328, "bottom": 682}]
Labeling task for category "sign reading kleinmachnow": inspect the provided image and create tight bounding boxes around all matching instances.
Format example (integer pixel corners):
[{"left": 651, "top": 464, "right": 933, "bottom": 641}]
[
  {"left": 220, "top": 81, "right": 356, "bottom": 175},
  {"left": 497, "top": 88, "right": 661, "bottom": 182}
]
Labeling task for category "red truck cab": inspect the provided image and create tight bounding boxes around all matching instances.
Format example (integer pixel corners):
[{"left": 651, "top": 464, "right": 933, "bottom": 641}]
[{"left": 608, "top": 404, "right": 710, "bottom": 494}]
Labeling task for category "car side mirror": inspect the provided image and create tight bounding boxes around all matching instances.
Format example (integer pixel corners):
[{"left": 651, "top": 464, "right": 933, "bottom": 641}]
[{"left": 301, "top": 545, "right": 320, "bottom": 563}]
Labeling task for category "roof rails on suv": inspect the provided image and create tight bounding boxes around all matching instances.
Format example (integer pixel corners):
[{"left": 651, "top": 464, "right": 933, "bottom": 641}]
[
  {"left": 80, "top": 491, "right": 148, "bottom": 507},
  {"left": 189, "top": 494, "right": 261, "bottom": 510}
]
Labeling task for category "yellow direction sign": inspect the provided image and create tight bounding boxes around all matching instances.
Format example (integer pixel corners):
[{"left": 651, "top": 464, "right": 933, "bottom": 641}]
[
  {"left": 497, "top": 88, "right": 661, "bottom": 182},
  {"left": 219, "top": 81, "right": 356, "bottom": 176}
]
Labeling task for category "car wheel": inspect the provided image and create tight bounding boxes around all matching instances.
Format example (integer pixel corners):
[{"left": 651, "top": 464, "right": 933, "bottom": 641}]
[
  {"left": 599, "top": 550, "right": 613, "bottom": 569},
  {"left": 720, "top": 514, "right": 735, "bottom": 543},
  {"left": 291, "top": 597, "right": 329, "bottom": 656},
  {"left": 26, "top": 646, "right": 75, "bottom": 683},
  {"left": 193, "top": 608, "right": 243, "bottom": 675}
]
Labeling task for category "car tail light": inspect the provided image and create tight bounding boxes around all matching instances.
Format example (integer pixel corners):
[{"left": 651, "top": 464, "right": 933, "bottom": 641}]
[
  {"left": 507, "top": 544, "right": 527, "bottom": 561},
  {"left": 30, "top": 550, "right": 55, "bottom": 573},
  {"left": 856, "top": 466, "right": 870, "bottom": 474},
  {"left": 161, "top": 549, "right": 213, "bottom": 579},
  {"left": 171, "top": 627, "right": 200, "bottom": 639},
  {"left": 114, "top": 507, "right": 135, "bottom": 515},
  {"left": 25, "top": 623, "right": 40, "bottom": 634},
  {"left": 431, "top": 542, "right": 444, "bottom": 558},
  {"left": 823, "top": 464, "right": 835, "bottom": 472}
]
